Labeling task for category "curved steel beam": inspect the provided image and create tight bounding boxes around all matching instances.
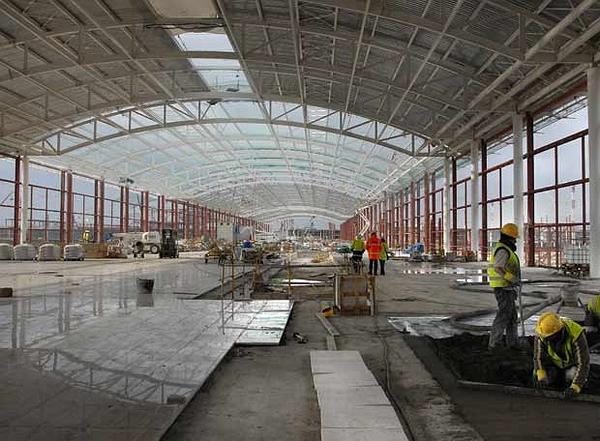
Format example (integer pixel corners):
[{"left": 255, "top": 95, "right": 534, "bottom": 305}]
[
  {"left": 4, "top": 53, "right": 464, "bottom": 121},
  {"left": 189, "top": 177, "right": 366, "bottom": 200},
  {"left": 246, "top": 205, "right": 351, "bottom": 222},
  {"left": 33, "top": 98, "right": 424, "bottom": 156}
]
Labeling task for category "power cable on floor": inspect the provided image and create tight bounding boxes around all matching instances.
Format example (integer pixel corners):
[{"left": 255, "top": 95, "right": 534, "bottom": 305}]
[{"left": 374, "top": 318, "right": 416, "bottom": 441}]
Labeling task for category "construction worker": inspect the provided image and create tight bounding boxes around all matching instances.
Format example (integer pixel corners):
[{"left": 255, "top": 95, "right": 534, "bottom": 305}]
[
  {"left": 584, "top": 295, "right": 600, "bottom": 329},
  {"left": 534, "top": 312, "right": 590, "bottom": 398},
  {"left": 379, "top": 238, "right": 389, "bottom": 276},
  {"left": 487, "top": 223, "right": 521, "bottom": 349},
  {"left": 350, "top": 235, "right": 365, "bottom": 274},
  {"left": 366, "top": 232, "right": 382, "bottom": 276}
]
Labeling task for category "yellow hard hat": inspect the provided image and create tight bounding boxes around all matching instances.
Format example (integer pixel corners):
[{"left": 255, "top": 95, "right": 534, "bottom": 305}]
[
  {"left": 535, "top": 312, "right": 564, "bottom": 338},
  {"left": 500, "top": 223, "right": 519, "bottom": 239}
]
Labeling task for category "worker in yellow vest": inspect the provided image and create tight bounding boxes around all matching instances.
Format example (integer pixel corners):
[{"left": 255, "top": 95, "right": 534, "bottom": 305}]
[
  {"left": 379, "top": 237, "right": 389, "bottom": 276},
  {"left": 487, "top": 223, "right": 521, "bottom": 349},
  {"left": 584, "top": 295, "right": 600, "bottom": 329},
  {"left": 350, "top": 235, "right": 366, "bottom": 274},
  {"left": 534, "top": 312, "right": 590, "bottom": 398}
]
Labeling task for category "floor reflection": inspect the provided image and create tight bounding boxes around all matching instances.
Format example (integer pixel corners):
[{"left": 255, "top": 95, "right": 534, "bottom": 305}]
[{"left": 0, "top": 258, "right": 290, "bottom": 440}]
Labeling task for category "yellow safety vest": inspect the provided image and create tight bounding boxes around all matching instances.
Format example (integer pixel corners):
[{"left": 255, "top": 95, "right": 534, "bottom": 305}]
[
  {"left": 351, "top": 239, "right": 365, "bottom": 252},
  {"left": 488, "top": 242, "right": 520, "bottom": 288},
  {"left": 540, "top": 319, "right": 584, "bottom": 369},
  {"left": 380, "top": 242, "right": 389, "bottom": 261},
  {"left": 587, "top": 296, "right": 600, "bottom": 317}
]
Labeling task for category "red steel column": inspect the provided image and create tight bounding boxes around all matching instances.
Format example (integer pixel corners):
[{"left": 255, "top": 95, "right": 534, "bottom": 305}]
[
  {"left": 141, "top": 191, "right": 149, "bottom": 232},
  {"left": 66, "top": 172, "right": 73, "bottom": 243},
  {"left": 98, "top": 180, "right": 105, "bottom": 242},
  {"left": 399, "top": 189, "right": 405, "bottom": 249},
  {"left": 172, "top": 200, "right": 178, "bottom": 231},
  {"left": 431, "top": 175, "right": 437, "bottom": 252},
  {"left": 160, "top": 196, "right": 166, "bottom": 231},
  {"left": 424, "top": 173, "right": 430, "bottom": 252},
  {"left": 409, "top": 182, "right": 416, "bottom": 245},
  {"left": 59, "top": 170, "right": 65, "bottom": 244},
  {"left": 12, "top": 157, "right": 21, "bottom": 245},
  {"left": 526, "top": 112, "right": 535, "bottom": 266},
  {"left": 94, "top": 179, "right": 99, "bottom": 242},
  {"left": 481, "top": 140, "right": 488, "bottom": 260},
  {"left": 451, "top": 158, "right": 458, "bottom": 253}
]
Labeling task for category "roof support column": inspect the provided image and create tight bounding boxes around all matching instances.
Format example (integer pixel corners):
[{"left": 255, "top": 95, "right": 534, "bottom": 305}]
[
  {"left": 451, "top": 159, "right": 457, "bottom": 253},
  {"left": 13, "top": 157, "right": 20, "bottom": 246},
  {"left": 409, "top": 182, "right": 416, "bottom": 245},
  {"left": 424, "top": 173, "right": 431, "bottom": 252},
  {"left": 19, "top": 156, "right": 28, "bottom": 244},
  {"left": 481, "top": 140, "right": 488, "bottom": 261},
  {"left": 588, "top": 66, "right": 600, "bottom": 278},
  {"left": 512, "top": 113, "right": 525, "bottom": 263},
  {"left": 443, "top": 157, "right": 451, "bottom": 255},
  {"left": 526, "top": 112, "right": 535, "bottom": 266},
  {"left": 399, "top": 190, "right": 405, "bottom": 249},
  {"left": 470, "top": 140, "right": 480, "bottom": 259}
]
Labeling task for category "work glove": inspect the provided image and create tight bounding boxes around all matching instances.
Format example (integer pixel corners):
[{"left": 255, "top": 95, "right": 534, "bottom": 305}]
[
  {"left": 534, "top": 370, "right": 549, "bottom": 389},
  {"left": 563, "top": 384, "right": 581, "bottom": 399}
]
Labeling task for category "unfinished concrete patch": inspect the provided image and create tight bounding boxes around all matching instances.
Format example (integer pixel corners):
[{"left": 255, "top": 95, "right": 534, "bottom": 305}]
[
  {"left": 429, "top": 333, "right": 600, "bottom": 394},
  {"left": 406, "top": 334, "right": 600, "bottom": 441}
]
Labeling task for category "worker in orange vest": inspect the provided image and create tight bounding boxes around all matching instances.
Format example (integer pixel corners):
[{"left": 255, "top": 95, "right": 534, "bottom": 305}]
[{"left": 366, "top": 232, "right": 382, "bottom": 275}]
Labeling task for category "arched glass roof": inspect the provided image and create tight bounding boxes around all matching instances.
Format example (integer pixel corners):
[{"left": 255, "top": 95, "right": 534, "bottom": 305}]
[
  {"left": 38, "top": 100, "right": 430, "bottom": 221},
  {"left": 1, "top": 0, "right": 599, "bottom": 222}
]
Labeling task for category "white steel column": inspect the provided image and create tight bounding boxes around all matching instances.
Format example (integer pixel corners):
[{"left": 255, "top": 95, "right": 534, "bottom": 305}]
[
  {"left": 512, "top": 113, "right": 525, "bottom": 263},
  {"left": 443, "top": 156, "right": 451, "bottom": 254},
  {"left": 20, "top": 156, "right": 29, "bottom": 244},
  {"left": 588, "top": 67, "right": 600, "bottom": 278},
  {"left": 470, "top": 140, "right": 480, "bottom": 258}
]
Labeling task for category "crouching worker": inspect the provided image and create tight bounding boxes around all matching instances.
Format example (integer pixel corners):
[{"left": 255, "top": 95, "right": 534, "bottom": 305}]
[{"left": 534, "top": 312, "right": 590, "bottom": 398}]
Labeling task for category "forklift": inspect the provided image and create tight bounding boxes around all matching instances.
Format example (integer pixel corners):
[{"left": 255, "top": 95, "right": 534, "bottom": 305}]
[{"left": 159, "top": 229, "right": 179, "bottom": 258}]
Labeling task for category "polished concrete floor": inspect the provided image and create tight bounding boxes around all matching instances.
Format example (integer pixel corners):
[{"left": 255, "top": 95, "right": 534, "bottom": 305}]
[{"left": 0, "top": 255, "right": 290, "bottom": 440}]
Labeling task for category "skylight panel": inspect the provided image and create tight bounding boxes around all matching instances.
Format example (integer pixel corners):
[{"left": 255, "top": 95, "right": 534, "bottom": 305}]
[{"left": 174, "top": 32, "right": 250, "bottom": 92}]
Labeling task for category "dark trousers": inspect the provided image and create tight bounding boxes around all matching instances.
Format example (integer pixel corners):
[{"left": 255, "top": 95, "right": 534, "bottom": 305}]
[
  {"left": 379, "top": 260, "right": 386, "bottom": 275},
  {"left": 368, "top": 259, "right": 378, "bottom": 275}
]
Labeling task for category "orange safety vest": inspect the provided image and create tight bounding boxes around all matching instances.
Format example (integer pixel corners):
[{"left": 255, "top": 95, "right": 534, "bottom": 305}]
[{"left": 366, "top": 236, "right": 382, "bottom": 260}]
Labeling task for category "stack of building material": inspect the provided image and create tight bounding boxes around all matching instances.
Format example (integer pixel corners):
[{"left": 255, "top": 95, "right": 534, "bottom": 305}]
[
  {"left": 310, "top": 351, "right": 409, "bottom": 441},
  {"left": 64, "top": 244, "right": 85, "bottom": 261},
  {"left": 14, "top": 244, "right": 36, "bottom": 260},
  {"left": 0, "top": 243, "right": 14, "bottom": 260},
  {"left": 38, "top": 244, "right": 61, "bottom": 261},
  {"left": 334, "top": 275, "right": 376, "bottom": 316},
  {"left": 81, "top": 243, "right": 108, "bottom": 258}
]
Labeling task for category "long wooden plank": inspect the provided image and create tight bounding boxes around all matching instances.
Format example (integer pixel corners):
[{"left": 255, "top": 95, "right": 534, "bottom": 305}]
[{"left": 315, "top": 312, "right": 340, "bottom": 336}]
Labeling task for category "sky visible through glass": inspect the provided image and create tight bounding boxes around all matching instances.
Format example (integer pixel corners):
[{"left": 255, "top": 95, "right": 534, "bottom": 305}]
[{"left": 0, "top": 106, "right": 588, "bottom": 231}]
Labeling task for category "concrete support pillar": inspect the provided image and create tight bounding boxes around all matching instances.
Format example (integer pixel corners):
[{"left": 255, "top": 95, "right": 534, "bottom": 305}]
[
  {"left": 470, "top": 140, "right": 480, "bottom": 258},
  {"left": 588, "top": 67, "right": 600, "bottom": 277},
  {"left": 19, "top": 156, "right": 29, "bottom": 244},
  {"left": 513, "top": 113, "right": 525, "bottom": 263},
  {"left": 443, "top": 157, "right": 451, "bottom": 254}
]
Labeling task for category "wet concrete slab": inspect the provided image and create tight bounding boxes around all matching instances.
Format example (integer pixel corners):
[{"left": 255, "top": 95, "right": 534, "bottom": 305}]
[{"left": 0, "top": 258, "right": 291, "bottom": 440}]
